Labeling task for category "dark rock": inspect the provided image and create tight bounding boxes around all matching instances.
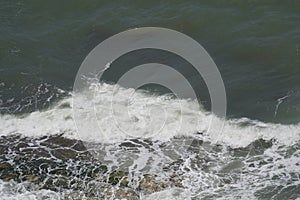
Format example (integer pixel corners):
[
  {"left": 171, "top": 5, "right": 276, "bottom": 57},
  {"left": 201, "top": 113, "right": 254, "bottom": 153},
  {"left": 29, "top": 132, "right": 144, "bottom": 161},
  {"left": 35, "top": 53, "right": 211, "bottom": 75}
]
[
  {"left": 51, "top": 148, "right": 78, "bottom": 160},
  {"left": 108, "top": 170, "right": 129, "bottom": 186},
  {"left": 231, "top": 138, "right": 274, "bottom": 157}
]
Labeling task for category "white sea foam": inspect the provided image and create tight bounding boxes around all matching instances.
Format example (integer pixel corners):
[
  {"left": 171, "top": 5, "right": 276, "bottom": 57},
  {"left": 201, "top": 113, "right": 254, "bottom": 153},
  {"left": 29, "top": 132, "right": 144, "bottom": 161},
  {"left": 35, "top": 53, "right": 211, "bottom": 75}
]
[
  {"left": 0, "top": 180, "right": 60, "bottom": 200},
  {"left": 0, "top": 83, "right": 299, "bottom": 148},
  {"left": 0, "top": 83, "right": 299, "bottom": 199},
  {"left": 141, "top": 188, "right": 191, "bottom": 200}
]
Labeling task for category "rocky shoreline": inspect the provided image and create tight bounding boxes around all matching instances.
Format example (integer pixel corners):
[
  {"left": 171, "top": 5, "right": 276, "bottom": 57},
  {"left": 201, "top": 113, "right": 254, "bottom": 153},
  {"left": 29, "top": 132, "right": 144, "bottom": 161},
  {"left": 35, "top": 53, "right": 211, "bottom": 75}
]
[{"left": 0, "top": 134, "right": 183, "bottom": 199}]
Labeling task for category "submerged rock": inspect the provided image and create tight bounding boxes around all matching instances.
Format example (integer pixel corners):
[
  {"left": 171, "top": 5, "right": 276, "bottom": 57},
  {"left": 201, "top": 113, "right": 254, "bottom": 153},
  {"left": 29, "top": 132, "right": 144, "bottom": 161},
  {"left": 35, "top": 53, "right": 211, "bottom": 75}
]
[
  {"left": 108, "top": 170, "right": 129, "bottom": 186},
  {"left": 105, "top": 187, "right": 139, "bottom": 200},
  {"left": 0, "top": 134, "right": 184, "bottom": 199},
  {"left": 0, "top": 162, "right": 19, "bottom": 182},
  {"left": 139, "top": 174, "right": 182, "bottom": 194},
  {"left": 231, "top": 138, "right": 274, "bottom": 157}
]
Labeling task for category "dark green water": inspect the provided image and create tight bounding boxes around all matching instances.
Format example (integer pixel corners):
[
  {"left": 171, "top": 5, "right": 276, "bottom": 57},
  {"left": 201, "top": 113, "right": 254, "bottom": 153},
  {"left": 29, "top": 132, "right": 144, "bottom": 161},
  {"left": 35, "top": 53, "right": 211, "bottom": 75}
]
[{"left": 1, "top": 0, "right": 300, "bottom": 123}]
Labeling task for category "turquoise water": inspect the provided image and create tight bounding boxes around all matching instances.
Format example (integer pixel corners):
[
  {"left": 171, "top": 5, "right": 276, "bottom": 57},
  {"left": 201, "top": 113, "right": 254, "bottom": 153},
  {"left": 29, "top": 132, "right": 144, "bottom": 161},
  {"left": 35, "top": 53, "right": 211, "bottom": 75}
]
[{"left": 0, "top": 1, "right": 300, "bottom": 199}]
